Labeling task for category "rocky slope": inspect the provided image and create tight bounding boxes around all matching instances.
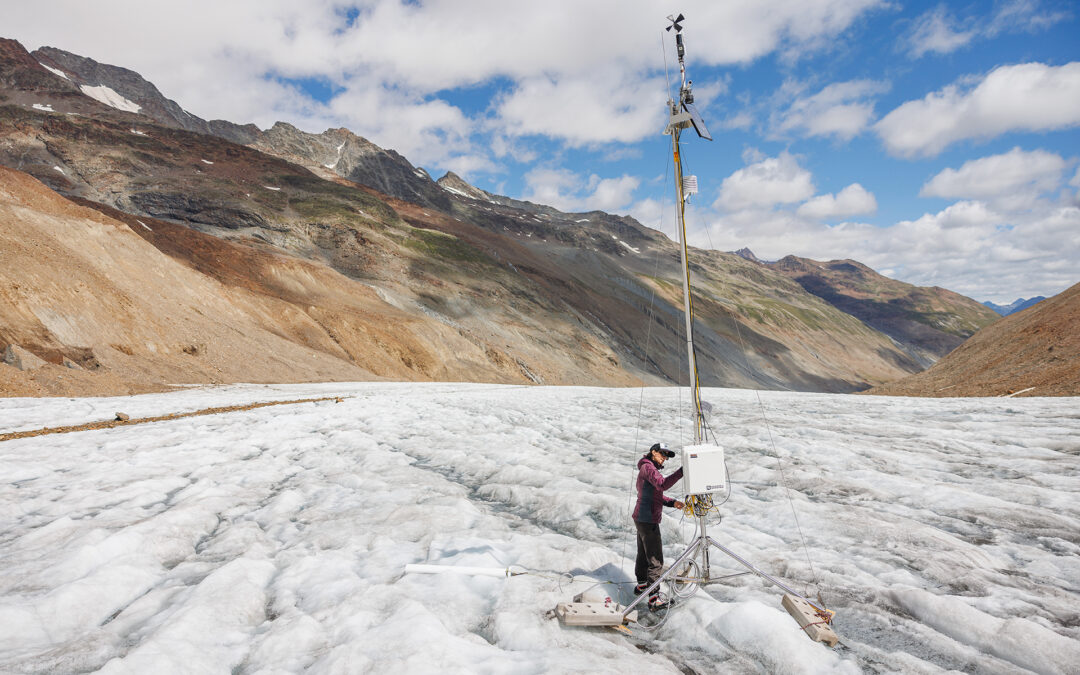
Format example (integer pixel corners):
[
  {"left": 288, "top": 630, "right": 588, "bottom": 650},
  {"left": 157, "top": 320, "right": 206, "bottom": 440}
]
[
  {"left": 0, "top": 165, "right": 371, "bottom": 394},
  {"left": 27, "top": 46, "right": 450, "bottom": 210},
  {"left": 32, "top": 45, "right": 259, "bottom": 144},
  {"left": 0, "top": 37, "right": 993, "bottom": 396},
  {"left": 871, "top": 282, "right": 1079, "bottom": 397},
  {"left": 770, "top": 256, "right": 999, "bottom": 367},
  {"left": 0, "top": 165, "right": 644, "bottom": 396}
]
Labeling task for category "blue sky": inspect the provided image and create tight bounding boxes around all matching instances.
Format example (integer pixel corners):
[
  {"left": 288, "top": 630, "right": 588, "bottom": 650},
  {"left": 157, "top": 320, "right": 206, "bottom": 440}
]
[{"left": 5, "top": 1, "right": 1079, "bottom": 302}]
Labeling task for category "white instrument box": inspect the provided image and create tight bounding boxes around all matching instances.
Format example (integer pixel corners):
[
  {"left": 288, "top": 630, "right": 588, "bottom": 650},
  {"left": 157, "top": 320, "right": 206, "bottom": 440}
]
[{"left": 681, "top": 444, "right": 728, "bottom": 495}]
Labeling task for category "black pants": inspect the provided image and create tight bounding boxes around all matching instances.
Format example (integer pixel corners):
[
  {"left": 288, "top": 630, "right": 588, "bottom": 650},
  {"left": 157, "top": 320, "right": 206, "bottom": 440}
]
[{"left": 635, "top": 521, "right": 664, "bottom": 588}]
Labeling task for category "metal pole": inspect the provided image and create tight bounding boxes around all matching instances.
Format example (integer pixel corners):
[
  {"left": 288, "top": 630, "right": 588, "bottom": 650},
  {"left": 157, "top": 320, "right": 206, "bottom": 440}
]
[{"left": 672, "top": 128, "right": 703, "bottom": 444}]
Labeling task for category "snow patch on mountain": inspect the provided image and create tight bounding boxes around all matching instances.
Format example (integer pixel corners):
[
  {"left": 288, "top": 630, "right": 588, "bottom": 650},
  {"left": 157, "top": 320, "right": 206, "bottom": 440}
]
[
  {"left": 37, "top": 63, "right": 69, "bottom": 80},
  {"left": 79, "top": 84, "right": 141, "bottom": 113}
]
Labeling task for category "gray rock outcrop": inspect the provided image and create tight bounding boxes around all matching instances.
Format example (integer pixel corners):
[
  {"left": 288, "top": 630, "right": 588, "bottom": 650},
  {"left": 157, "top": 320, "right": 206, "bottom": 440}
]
[{"left": 3, "top": 344, "right": 48, "bottom": 371}]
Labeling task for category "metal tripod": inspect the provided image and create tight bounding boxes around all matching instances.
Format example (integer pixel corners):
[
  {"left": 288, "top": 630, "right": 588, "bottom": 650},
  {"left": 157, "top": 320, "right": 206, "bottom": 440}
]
[{"left": 621, "top": 511, "right": 827, "bottom": 620}]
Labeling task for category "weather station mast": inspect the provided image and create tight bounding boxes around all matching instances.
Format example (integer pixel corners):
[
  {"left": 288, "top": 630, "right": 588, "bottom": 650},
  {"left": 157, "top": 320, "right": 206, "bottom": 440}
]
[
  {"left": 552, "top": 15, "right": 838, "bottom": 643},
  {"left": 664, "top": 13, "right": 712, "bottom": 444}
]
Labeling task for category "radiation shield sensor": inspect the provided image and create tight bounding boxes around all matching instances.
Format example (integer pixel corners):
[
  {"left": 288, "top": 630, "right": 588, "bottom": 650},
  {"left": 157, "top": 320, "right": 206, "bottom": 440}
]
[{"left": 681, "top": 444, "right": 728, "bottom": 495}]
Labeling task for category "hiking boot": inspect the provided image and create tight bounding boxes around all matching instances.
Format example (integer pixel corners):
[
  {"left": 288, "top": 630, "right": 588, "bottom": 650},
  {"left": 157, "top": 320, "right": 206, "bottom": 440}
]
[
  {"left": 634, "top": 583, "right": 648, "bottom": 596},
  {"left": 648, "top": 592, "right": 670, "bottom": 611}
]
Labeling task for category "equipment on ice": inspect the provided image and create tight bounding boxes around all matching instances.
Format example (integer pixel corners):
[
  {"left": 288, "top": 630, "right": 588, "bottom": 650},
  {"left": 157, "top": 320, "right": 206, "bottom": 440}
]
[{"left": 555, "top": 13, "right": 839, "bottom": 647}]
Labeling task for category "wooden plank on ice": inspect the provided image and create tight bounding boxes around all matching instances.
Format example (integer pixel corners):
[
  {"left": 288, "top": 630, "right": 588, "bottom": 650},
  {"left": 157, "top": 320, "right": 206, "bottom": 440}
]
[{"left": 782, "top": 594, "right": 839, "bottom": 647}]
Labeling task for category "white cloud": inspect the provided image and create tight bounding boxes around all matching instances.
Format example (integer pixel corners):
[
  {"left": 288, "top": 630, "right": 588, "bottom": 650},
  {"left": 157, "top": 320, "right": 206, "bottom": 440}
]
[
  {"left": 875, "top": 62, "right": 1080, "bottom": 157},
  {"left": 627, "top": 197, "right": 664, "bottom": 232},
  {"left": 904, "top": 1, "right": 1069, "bottom": 59},
  {"left": 521, "top": 168, "right": 640, "bottom": 213},
  {"left": 904, "top": 5, "right": 975, "bottom": 58},
  {"left": 324, "top": 82, "right": 475, "bottom": 167},
  {"left": 715, "top": 151, "right": 815, "bottom": 211},
  {"left": 775, "top": 79, "right": 889, "bottom": 140},
  {"left": 688, "top": 0, "right": 889, "bottom": 65},
  {"left": 688, "top": 193, "right": 1078, "bottom": 301},
  {"left": 797, "top": 183, "right": 878, "bottom": 220},
  {"left": 920, "top": 147, "right": 1067, "bottom": 211},
  {"left": 493, "top": 72, "right": 665, "bottom": 147},
  {"left": 901, "top": 200, "right": 1001, "bottom": 231},
  {"left": 2, "top": 0, "right": 891, "bottom": 172}
]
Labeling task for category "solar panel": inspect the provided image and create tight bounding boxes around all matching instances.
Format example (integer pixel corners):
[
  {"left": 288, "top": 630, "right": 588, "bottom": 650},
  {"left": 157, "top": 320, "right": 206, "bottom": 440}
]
[{"left": 683, "top": 102, "right": 712, "bottom": 141}]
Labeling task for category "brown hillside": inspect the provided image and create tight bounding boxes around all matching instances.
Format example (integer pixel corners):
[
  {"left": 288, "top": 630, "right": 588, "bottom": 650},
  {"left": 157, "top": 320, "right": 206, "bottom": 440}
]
[
  {"left": 870, "top": 282, "right": 1080, "bottom": 397},
  {"left": 1, "top": 166, "right": 610, "bottom": 396}
]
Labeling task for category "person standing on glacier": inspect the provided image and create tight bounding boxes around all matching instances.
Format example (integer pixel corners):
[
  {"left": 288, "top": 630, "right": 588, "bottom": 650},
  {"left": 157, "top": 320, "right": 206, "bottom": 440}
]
[{"left": 633, "top": 442, "right": 684, "bottom": 610}]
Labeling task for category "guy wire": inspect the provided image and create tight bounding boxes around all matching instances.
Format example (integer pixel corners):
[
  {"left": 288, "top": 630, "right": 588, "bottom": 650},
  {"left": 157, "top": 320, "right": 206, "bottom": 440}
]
[
  {"left": 684, "top": 178, "right": 822, "bottom": 595},
  {"left": 624, "top": 138, "right": 674, "bottom": 567}
]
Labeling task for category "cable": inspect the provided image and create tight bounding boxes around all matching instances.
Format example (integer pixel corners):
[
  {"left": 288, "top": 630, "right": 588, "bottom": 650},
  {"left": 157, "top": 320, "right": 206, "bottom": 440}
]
[
  {"left": 623, "top": 129, "right": 675, "bottom": 570},
  {"left": 677, "top": 149, "right": 822, "bottom": 596}
]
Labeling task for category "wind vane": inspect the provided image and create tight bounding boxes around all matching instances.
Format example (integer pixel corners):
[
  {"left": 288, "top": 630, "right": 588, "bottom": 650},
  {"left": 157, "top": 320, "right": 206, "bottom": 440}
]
[{"left": 665, "top": 13, "right": 711, "bottom": 141}]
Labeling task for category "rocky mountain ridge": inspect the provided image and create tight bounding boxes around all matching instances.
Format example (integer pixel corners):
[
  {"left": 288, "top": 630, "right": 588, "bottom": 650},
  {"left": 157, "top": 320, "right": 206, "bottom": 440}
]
[
  {"left": 0, "top": 37, "right": 1016, "bottom": 396},
  {"left": 767, "top": 255, "right": 999, "bottom": 367},
  {"left": 982, "top": 296, "right": 1046, "bottom": 316},
  {"left": 32, "top": 45, "right": 260, "bottom": 144}
]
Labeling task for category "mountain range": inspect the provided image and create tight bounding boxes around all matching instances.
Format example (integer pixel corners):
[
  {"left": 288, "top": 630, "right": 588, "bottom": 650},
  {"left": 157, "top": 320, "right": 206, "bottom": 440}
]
[
  {"left": 0, "top": 38, "right": 1011, "bottom": 397},
  {"left": 982, "top": 297, "right": 1046, "bottom": 316}
]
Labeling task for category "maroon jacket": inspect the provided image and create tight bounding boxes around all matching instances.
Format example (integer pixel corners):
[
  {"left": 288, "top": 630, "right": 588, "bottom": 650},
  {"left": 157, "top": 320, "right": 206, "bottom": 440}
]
[{"left": 633, "top": 455, "right": 684, "bottom": 524}]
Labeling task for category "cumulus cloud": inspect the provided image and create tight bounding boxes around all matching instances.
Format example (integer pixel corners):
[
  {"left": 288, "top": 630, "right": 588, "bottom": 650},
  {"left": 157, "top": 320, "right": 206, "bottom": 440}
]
[
  {"left": 774, "top": 79, "right": 890, "bottom": 140},
  {"left": 875, "top": 62, "right": 1080, "bottom": 157},
  {"left": 522, "top": 168, "right": 640, "bottom": 213},
  {"left": 693, "top": 196, "right": 1077, "bottom": 300},
  {"left": 686, "top": 149, "right": 1075, "bottom": 300},
  {"left": 688, "top": 0, "right": 888, "bottom": 64},
  {"left": 325, "top": 82, "right": 477, "bottom": 167},
  {"left": 920, "top": 147, "right": 1067, "bottom": 210},
  {"left": 493, "top": 72, "right": 665, "bottom": 147},
  {"left": 715, "top": 151, "right": 815, "bottom": 211},
  {"left": 2, "top": 0, "right": 891, "bottom": 175},
  {"left": 797, "top": 183, "right": 878, "bottom": 220}
]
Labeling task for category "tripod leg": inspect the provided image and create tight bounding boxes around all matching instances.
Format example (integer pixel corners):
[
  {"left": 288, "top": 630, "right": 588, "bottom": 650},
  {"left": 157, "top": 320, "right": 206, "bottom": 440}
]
[{"left": 706, "top": 537, "right": 824, "bottom": 613}]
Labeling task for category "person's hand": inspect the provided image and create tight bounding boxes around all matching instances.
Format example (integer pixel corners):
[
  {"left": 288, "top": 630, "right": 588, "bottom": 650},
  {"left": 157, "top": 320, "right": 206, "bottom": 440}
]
[{"left": 674, "top": 500, "right": 685, "bottom": 509}]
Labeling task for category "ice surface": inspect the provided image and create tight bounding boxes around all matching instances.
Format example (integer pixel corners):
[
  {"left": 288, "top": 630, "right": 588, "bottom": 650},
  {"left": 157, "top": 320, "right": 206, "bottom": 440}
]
[
  {"left": 1, "top": 383, "right": 1077, "bottom": 673},
  {"left": 32, "top": 103, "right": 54, "bottom": 112},
  {"left": 78, "top": 85, "right": 141, "bottom": 113}
]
